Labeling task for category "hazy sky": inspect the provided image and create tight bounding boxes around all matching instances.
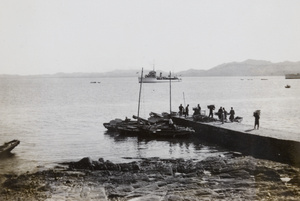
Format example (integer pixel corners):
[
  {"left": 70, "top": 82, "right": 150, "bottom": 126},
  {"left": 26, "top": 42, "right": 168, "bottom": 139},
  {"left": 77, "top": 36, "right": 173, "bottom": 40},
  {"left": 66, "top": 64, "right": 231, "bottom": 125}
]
[{"left": 1, "top": 0, "right": 300, "bottom": 75}]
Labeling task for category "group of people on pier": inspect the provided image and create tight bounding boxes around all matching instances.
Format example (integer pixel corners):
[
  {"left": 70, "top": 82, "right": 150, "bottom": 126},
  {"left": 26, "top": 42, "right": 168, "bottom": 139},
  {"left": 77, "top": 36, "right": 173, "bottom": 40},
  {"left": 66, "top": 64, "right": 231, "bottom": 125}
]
[
  {"left": 178, "top": 104, "right": 190, "bottom": 117},
  {"left": 178, "top": 103, "right": 260, "bottom": 129},
  {"left": 178, "top": 103, "right": 236, "bottom": 123},
  {"left": 210, "top": 106, "right": 236, "bottom": 124}
]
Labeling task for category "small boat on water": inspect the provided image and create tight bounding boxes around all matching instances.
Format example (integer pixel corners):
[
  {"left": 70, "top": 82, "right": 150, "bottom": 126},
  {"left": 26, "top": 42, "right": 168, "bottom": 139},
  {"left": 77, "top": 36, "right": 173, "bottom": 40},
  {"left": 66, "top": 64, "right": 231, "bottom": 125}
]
[
  {"left": 138, "top": 70, "right": 181, "bottom": 83},
  {"left": 285, "top": 85, "right": 291, "bottom": 88},
  {"left": 285, "top": 73, "right": 300, "bottom": 79},
  {"left": 0, "top": 140, "right": 20, "bottom": 156}
]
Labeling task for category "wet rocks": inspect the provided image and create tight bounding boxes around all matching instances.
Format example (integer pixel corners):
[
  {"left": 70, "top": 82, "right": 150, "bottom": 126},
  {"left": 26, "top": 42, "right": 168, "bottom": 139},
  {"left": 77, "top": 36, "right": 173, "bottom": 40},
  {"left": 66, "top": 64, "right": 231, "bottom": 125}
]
[{"left": 1, "top": 155, "right": 300, "bottom": 200}]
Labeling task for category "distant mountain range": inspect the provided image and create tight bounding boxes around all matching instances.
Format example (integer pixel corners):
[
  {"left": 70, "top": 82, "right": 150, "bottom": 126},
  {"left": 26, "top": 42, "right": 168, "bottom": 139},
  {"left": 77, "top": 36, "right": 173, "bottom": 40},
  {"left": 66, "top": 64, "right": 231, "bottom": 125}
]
[
  {"left": 1, "top": 59, "right": 299, "bottom": 78},
  {"left": 177, "top": 59, "right": 300, "bottom": 77}
]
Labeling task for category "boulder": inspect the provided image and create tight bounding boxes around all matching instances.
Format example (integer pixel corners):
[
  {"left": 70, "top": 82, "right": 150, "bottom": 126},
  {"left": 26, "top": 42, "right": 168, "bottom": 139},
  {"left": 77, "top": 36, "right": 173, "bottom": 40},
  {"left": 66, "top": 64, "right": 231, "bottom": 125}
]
[{"left": 70, "top": 157, "right": 94, "bottom": 170}]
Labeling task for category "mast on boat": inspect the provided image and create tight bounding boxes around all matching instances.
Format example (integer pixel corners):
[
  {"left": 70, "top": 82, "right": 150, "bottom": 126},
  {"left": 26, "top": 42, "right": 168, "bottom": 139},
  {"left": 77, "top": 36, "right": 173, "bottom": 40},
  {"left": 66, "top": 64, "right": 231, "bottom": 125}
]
[{"left": 137, "top": 68, "right": 143, "bottom": 119}]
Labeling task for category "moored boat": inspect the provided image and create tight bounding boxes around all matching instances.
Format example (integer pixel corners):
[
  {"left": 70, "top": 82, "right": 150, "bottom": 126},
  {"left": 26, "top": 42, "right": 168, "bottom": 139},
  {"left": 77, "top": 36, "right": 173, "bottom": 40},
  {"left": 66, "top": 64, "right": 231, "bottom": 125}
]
[
  {"left": 134, "top": 113, "right": 194, "bottom": 137},
  {"left": 116, "top": 121, "right": 145, "bottom": 135},
  {"left": 285, "top": 73, "right": 300, "bottom": 79},
  {"left": 0, "top": 140, "right": 20, "bottom": 156},
  {"left": 103, "top": 118, "right": 124, "bottom": 131},
  {"left": 138, "top": 70, "right": 181, "bottom": 83},
  {"left": 141, "top": 123, "right": 194, "bottom": 138}
]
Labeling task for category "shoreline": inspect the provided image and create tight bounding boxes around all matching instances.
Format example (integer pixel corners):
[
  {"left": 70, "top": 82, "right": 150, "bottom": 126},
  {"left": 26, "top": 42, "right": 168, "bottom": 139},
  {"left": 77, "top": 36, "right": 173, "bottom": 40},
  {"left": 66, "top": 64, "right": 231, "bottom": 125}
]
[{"left": 1, "top": 154, "right": 300, "bottom": 200}]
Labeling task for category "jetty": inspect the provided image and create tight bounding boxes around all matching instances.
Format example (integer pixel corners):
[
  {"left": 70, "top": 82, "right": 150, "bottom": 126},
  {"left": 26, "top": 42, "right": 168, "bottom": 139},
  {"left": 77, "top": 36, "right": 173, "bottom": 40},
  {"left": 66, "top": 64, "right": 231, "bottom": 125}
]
[{"left": 173, "top": 116, "right": 300, "bottom": 167}]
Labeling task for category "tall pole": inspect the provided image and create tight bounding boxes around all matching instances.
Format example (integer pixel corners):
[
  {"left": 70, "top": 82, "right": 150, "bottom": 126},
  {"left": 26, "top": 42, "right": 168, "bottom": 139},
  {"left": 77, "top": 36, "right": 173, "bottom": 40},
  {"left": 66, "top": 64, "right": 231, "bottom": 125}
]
[
  {"left": 137, "top": 68, "right": 143, "bottom": 119},
  {"left": 169, "top": 71, "right": 172, "bottom": 114},
  {"left": 183, "top": 92, "right": 186, "bottom": 107}
]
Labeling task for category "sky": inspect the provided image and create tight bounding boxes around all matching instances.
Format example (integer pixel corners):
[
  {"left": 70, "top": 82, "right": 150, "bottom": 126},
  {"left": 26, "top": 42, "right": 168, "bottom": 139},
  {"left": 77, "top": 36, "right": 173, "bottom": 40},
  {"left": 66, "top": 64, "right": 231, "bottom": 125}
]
[{"left": 0, "top": 0, "right": 300, "bottom": 75}]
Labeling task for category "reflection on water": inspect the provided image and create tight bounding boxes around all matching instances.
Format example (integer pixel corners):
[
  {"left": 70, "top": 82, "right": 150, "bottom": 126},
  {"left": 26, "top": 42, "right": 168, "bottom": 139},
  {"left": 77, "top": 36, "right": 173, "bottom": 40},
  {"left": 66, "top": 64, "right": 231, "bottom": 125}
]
[{"left": 103, "top": 130, "right": 228, "bottom": 163}]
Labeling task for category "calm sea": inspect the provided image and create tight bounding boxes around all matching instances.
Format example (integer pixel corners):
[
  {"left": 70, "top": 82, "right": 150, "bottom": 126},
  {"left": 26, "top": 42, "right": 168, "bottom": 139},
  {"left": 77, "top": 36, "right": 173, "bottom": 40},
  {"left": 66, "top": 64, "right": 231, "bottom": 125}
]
[{"left": 0, "top": 76, "right": 299, "bottom": 174}]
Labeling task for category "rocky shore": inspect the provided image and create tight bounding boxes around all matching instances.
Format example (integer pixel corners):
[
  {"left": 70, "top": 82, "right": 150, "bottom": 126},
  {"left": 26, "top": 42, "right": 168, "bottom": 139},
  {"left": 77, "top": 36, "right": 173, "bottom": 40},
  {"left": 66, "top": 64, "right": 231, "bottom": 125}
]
[{"left": 1, "top": 153, "right": 300, "bottom": 200}]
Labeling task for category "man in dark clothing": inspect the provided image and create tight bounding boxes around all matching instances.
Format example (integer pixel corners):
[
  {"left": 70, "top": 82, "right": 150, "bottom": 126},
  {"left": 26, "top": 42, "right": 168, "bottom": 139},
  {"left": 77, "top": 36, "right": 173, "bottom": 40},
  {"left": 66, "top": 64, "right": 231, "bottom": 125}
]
[
  {"left": 254, "top": 111, "right": 260, "bottom": 129},
  {"left": 185, "top": 104, "right": 189, "bottom": 117},
  {"left": 223, "top": 108, "right": 227, "bottom": 121},
  {"left": 229, "top": 107, "right": 235, "bottom": 122},
  {"left": 197, "top": 104, "right": 201, "bottom": 115},
  {"left": 218, "top": 107, "right": 223, "bottom": 120},
  {"left": 208, "top": 105, "right": 214, "bottom": 118},
  {"left": 179, "top": 104, "right": 184, "bottom": 116}
]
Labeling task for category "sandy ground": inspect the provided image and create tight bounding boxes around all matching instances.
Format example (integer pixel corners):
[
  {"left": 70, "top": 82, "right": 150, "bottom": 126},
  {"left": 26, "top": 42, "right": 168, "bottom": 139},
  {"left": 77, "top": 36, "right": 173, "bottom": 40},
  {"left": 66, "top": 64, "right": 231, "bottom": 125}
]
[{"left": 1, "top": 153, "right": 300, "bottom": 200}]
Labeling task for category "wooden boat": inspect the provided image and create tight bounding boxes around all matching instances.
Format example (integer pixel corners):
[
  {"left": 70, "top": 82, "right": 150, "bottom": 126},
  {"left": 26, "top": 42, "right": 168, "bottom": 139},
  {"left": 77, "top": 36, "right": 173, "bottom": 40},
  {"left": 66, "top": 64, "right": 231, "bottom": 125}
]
[
  {"left": 285, "top": 85, "right": 291, "bottom": 88},
  {"left": 116, "top": 121, "right": 145, "bottom": 135},
  {"left": 133, "top": 114, "right": 194, "bottom": 137},
  {"left": 141, "top": 122, "right": 194, "bottom": 138},
  {"left": 103, "top": 118, "right": 125, "bottom": 131},
  {"left": 0, "top": 140, "right": 20, "bottom": 156}
]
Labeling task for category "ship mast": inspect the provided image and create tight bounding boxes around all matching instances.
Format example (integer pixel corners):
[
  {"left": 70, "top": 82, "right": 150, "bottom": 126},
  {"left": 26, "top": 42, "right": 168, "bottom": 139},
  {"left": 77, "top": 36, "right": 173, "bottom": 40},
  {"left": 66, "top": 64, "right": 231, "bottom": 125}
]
[
  {"left": 137, "top": 68, "right": 143, "bottom": 119},
  {"left": 152, "top": 60, "right": 155, "bottom": 71}
]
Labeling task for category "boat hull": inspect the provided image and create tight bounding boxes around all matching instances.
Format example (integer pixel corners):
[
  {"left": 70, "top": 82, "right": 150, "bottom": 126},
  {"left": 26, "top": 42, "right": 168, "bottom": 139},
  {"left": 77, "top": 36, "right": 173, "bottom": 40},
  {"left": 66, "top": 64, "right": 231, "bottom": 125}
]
[
  {"left": 0, "top": 140, "right": 20, "bottom": 156},
  {"left": 285, "top": 74, "right": 300, "bottom": 79},
  {"left": 138, "top": 77, "right": 182, "bottom": 83}
]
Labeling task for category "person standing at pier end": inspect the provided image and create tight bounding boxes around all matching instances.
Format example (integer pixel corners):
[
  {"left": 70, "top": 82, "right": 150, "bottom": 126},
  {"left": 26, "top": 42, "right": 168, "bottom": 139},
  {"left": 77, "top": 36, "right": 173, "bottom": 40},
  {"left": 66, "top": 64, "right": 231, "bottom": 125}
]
[
  {"left": 185, "top": 104, "right": 189, "bottom": 117},
  {"left": 254, "top": 111, "right": 260, "bottom": 129},
  {"left": 229, "top": 107, "right": 235, "bottom": 122}
]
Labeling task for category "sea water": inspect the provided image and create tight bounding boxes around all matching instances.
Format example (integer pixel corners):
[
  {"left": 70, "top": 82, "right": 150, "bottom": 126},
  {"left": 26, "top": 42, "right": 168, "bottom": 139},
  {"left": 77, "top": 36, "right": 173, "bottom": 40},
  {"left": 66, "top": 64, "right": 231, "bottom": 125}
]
[{"left": 0, "top": 76, "right": 299, "bottom": 174}]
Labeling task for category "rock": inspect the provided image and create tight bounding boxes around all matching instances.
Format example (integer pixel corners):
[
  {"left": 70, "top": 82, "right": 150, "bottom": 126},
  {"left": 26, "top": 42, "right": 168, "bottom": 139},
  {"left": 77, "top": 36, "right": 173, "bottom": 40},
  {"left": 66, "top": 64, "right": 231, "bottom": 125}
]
[
  {"left": 228, "top": 169, "right": 251, "bottom": 179},
  {"left": 166, "top": 195, "right": 183, "bottom": 201},
  {"left": 119, "top": 162, "right": 140, "bottom": 171},
  {"left": 288, "top": 175, "right": 300, "bottom": 185},
  {"left": 93, "top": 161, "right": 107, "bottom": 170},
  {"left": 98, "top": 158, "right": 105, "bottom": 163},
  {"left": 127, "top": 194, "right": 164, "bottom": 201},
  {"left": 70, "top": 157, "right": 94, "bottom": 170},
  {"left": 116, "top": 185, "right": 134, "bottom": 192},
  {"left": 105, "top": 160, "right": 120, "bottom": 171},
  {"left": 155, "top": 181, "right": 167, "bottom": 187},
  {"left": 232, "top": 152, "right": 243, "bottom": 157},
  {"left": 195, "top": 189, "right": 218, "bottom": 196},
  {"left": 255, "top": 170, "right": 281, "bottom": 182}
]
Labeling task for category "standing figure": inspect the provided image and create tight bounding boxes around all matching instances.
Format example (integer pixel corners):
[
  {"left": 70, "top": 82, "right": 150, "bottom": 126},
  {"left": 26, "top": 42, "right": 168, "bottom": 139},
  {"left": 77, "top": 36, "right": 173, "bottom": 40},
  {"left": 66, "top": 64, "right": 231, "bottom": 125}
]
[
  {"left": 218, "top": 107, "right": 223, "bottom": 120},
  {"left": 253, "top": 110, "right": 260, "bottom": 129},
  {"left": 185, "top": 104, "right": 189, "bottom": 117},
  {"left": 179, "top": 104, "right": 184, "bottom": 116},
  {"left": 197, "top": 104, "right": 201, "bottom": 115},
  {"left": 223, "top": 108, "right": 227, "bottom": 121},
  {"left": 229, "top": 107, "right": 235, "bottom": 122},
  {"left": 208, "top": 105, "right": 215, "bottom": 118}
]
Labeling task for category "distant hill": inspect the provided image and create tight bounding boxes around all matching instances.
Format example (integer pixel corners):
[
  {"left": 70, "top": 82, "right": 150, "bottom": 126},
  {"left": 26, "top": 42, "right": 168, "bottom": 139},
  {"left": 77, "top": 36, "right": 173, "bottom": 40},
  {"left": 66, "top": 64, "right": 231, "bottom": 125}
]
[
  {"left": 177, "top": 60, "right": 300, "bottom": 77},
  {"left": 1, "top": 60, "right": 299, "bottom": 77}
]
